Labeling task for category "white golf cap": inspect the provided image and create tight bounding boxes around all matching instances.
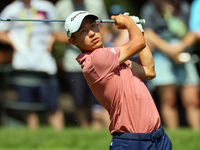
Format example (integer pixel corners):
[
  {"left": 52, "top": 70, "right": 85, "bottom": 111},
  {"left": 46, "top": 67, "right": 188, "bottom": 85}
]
[{"left": 64, "top": 11, "right": 98, "bottom": 37}]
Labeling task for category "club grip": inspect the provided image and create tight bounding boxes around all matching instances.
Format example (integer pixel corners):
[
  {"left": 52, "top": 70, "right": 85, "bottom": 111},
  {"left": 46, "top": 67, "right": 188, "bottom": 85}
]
[{"left": 98, "top": 19, "right": 145, "bottom": 25}]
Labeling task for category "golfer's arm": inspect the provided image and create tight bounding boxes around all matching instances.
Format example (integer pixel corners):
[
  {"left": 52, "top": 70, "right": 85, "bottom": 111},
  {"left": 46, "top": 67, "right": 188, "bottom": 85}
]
[
  {"left": 130, "top": 44, "right": 156, "bottom": 80},
  {"left": 119, "top": 22, "right": 146, "bottom": 64}
]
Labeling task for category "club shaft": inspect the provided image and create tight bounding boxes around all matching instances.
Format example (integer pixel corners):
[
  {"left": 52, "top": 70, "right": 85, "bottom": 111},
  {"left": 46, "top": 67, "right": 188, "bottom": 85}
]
[
  {"left": 0, "top": 19, "right": 65, "bottom": 22},
  {"left": 0, "top": 18, "right": 145, "bottom": 24}
]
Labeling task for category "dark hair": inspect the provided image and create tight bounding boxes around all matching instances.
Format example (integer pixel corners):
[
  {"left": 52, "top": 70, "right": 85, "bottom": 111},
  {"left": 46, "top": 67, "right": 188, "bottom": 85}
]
[{"left": 151, "top": 0, "right": 181, "bottom": 16}]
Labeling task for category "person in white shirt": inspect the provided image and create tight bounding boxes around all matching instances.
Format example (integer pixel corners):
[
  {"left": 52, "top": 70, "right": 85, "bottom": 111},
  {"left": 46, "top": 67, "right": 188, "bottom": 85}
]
[
  {"left": 54, "top": 0, "right": 110, "bottom": 129},
  {"left": 0, "top": 0, "right": 65, "bottom": 130}
]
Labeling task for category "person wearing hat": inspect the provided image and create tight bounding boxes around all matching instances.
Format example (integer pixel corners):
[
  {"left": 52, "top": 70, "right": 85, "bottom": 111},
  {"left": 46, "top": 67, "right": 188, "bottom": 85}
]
[{"left": 65, "top": 11, "right": 172, "bottom": 150}]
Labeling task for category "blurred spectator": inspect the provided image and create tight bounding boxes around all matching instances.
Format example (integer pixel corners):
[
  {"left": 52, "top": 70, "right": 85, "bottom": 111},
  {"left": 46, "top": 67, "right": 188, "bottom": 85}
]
[
  {"left": 0, "top": 44, "right": 13, "bottom": 64},
  {"left": 189, "top": 0, "right": 200, "bottom": 129},
  {"left": 140, "top": 0, "right": 200, "bottom": 129},
  {"left": 189, "top": 0, "right": 200, "bottom": 40},
  {"left": 105, "top": 4, "right": 129, "bottom": 47},
  {"left": 0, "top": 0, "right": 65, "bottom": 130},
  {"left": 54, "top": 0, "right": 110, "bottom": 129}
]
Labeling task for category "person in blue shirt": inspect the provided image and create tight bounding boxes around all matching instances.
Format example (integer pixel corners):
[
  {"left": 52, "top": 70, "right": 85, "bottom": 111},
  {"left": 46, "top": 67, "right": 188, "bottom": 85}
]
[
  {"left": 189, "top": 0, "right": 200, "bottom": 39},
  {"left": 140, "top": 0, "right": 200, "bottom": 130}
]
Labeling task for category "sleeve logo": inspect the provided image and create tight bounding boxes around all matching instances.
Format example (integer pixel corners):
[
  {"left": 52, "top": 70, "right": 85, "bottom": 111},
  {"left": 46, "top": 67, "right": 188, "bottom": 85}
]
[{"left": 110, "top": 48, "right": 116, "bottom": 54}]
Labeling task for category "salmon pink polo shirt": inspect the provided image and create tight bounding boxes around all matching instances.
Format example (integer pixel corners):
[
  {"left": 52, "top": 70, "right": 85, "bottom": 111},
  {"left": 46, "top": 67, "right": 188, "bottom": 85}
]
[{"left": 76, "top": 47, "right": 161, "bottom": 135}]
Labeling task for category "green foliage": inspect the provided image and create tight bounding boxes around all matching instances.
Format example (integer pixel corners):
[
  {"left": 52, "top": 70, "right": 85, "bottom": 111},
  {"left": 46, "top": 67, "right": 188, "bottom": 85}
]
[{"left": 0, "top": 127, "right": 199, "bottom": 150}]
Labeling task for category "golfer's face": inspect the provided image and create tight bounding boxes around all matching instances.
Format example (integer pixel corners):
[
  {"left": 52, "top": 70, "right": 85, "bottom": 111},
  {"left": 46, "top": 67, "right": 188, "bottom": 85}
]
[{"left": 73, "top": 17, "right": 103, "bottom": 51}]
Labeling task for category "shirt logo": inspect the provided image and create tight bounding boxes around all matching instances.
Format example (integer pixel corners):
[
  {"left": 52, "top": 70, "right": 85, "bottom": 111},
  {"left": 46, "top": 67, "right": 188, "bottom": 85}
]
[
  {"left": 110, "top": 48, "right": 116, "bottom": 54},
  {"left": 71, "top": 12, "right": 87, "bottom": 21}
]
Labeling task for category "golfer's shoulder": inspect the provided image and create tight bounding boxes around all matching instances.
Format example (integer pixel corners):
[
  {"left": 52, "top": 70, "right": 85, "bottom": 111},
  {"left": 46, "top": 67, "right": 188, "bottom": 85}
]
[
  {"left": 91, "top": 47, "right": 118, "bottom": 58},
  {"left": 78, "top": 47, "right": 119, "bottom": 63},
  {"left": 78, "top": 48, "right": 108, "bottom": 64},
  {"left": 91, "top": 47, "right": 120, "bottom": 65}
]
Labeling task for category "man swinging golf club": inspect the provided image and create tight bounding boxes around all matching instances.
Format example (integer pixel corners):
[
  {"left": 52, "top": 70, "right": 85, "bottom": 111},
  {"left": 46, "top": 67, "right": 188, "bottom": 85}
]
[{"left": 65, "top": 11, "right": 172, "bottom": 150}]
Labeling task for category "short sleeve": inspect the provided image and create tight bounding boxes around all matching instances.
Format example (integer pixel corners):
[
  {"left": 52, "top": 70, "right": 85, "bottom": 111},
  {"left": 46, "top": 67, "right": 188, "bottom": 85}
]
[{"left": 91, "top": 47, "right": 120, "bottom": 78}]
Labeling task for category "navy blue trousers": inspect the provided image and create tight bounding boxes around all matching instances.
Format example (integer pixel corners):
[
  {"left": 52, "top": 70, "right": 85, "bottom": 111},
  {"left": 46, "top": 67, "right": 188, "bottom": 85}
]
[{"left": 110, "top": 126, "right": 172, "bottom": 150}]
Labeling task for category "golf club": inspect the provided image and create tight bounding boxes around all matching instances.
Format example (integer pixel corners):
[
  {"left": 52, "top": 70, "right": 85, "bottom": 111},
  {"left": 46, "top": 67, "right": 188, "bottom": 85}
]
[{"left": 0, "top": 18, "right": 145, "bottom": 25}]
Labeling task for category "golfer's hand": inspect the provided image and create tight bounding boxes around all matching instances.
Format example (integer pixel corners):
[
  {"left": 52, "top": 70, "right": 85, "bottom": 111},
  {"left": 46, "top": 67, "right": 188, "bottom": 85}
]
[{"left": 111, "top": 14, "right": 134, "bottom": 29}]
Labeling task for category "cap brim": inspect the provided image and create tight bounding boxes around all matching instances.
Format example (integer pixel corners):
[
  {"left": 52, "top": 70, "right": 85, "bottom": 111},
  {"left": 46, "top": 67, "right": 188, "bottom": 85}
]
[
  {"left": 72, "top": 14, "right": 98, "bottom": 34},
  {"left": 65, "top": 11, "right": 98, "bottom": 37}
]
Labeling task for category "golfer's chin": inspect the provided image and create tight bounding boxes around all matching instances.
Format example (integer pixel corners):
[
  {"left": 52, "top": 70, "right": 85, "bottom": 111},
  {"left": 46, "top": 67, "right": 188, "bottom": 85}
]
[
  {"left": 92, "top": 41, "right": 104, "bottom": 49},
  {"left": 80, "top": 41, "right": 103, "bottom": 52},
  {"left": 85, "top": 43, "right": 103, "bottom": 51}
]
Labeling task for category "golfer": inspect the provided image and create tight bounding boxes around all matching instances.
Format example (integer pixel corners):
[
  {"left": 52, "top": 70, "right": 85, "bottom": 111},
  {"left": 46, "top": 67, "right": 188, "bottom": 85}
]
[{"left": 65, "top": 11, "right": 172, "bottom": 150}]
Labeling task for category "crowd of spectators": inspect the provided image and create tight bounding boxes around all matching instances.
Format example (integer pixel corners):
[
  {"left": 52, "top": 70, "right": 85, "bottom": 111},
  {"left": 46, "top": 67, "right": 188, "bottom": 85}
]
[{"left": 0, "top": 0, "right": 199, "bottom": 130}]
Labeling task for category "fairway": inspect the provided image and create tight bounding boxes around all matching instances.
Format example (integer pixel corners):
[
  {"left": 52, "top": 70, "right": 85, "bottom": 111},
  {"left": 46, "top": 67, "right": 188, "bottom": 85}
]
[{"left": 0, "top": 127, "right": 199, "bottom": 150}]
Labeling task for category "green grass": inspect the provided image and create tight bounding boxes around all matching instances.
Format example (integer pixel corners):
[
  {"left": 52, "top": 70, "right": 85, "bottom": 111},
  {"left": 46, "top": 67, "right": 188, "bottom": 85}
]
[
  {"left": 167, "top": 128, "right": 200, "bottom": 150},
  {"left": 0, "top": 126, "right": 111, "bottom": 150},
  {"left": 0, "top": 126, "right": 199, "bottom": 150}
]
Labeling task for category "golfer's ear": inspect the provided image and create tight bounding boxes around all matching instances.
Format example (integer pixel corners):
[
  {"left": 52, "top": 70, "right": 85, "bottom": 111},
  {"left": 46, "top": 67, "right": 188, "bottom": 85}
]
[{"left": 68, "top": 37, "right": 77, "bottom": 46}]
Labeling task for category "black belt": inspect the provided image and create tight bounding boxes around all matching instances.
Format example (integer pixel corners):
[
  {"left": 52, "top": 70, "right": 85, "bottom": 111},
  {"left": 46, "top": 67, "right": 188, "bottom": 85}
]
[{"left": 113, "top": 126, "right": 164, "bottom": 141}]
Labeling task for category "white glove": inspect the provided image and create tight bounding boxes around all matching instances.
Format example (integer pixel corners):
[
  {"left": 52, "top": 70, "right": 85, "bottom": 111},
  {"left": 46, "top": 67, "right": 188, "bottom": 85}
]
[
  {"left": 123, "top": 12, "right": 144, "bottom": 33},
  {"left": 123, "top": 12, "right": 130, "bottom": 16},
  {"left": 130, "top": 16, "right": 144, "bottom": 33}
]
